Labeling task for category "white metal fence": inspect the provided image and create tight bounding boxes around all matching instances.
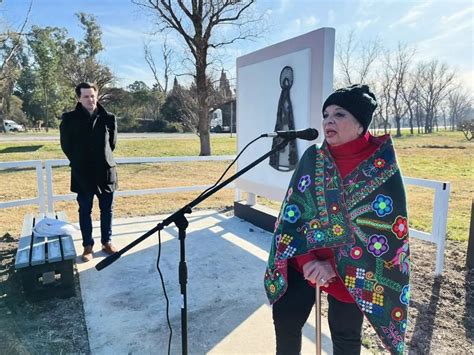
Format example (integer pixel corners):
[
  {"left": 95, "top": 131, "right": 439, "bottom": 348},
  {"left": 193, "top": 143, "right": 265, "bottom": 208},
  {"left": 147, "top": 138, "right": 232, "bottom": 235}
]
[
  {"left": 403, "top": 177, "right": 451, "bottom": 275},
  {"left": 44, "top": 156, "right": 236, "bottom": 212},
  {"left": 1, "top": 157, "right": 450, "bottom": 275},
  {"left": 0, "top": 160, "right": 46, "bottom": 213}
]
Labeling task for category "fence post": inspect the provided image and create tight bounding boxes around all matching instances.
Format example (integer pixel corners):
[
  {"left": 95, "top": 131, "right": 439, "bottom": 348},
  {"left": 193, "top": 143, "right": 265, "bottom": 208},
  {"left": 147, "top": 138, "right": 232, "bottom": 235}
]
[
  {"left": 433, "top": 182, "right": 450, "bottom": 276},
  {"left": 36, "top": 161, "right": 46, "bottom": 213},
  {"left": 467, "top": 198, "right": 474, "bottom": 269},
  {"left": 45, "top": 161, "right": 54, "bottom": 212}
]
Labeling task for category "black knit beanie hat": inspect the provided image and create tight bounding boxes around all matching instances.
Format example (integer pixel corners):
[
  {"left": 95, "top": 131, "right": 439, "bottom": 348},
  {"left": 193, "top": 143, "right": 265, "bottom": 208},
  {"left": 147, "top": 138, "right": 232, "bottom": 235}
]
[{"left": 322, "top": 84, "right": 377, "bottom": 133}]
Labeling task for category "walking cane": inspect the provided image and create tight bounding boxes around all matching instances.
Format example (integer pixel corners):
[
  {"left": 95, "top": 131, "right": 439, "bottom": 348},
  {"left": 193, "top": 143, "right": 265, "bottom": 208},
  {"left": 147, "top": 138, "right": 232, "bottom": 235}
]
[{"left": 315, "top": 283, "right": 321, "bottom": 355}]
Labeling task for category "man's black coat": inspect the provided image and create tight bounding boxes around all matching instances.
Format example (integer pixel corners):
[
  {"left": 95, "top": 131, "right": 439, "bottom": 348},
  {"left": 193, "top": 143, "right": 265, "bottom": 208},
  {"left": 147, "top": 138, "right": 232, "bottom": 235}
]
[{"left": 60, "top": 102, "right": 118, "bottom": 194}]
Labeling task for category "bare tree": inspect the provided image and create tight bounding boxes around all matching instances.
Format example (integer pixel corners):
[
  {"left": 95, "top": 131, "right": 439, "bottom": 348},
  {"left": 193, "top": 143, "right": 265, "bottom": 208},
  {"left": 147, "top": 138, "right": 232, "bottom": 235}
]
[
  {"left": 374, "top": 72, "right": 393, "bottom": 134},
  {"left": 383, "top": 43, "right": 415, "bottom": 136},
  {"left": 415, "top": 60, "right": 455, "bottom": 133},
  {"left": 335, "top": 29, "right": 381, "bottom": 87},
  {"left": 133, "top": 0, "right": 263, "bottom": 155},
  {"left": 0, "top": 1, "right": 31, "bottom": 80},
  {"left": 144, "top": 39, "right": 173, "bottom": 94},
  {"left": 400, "top": 72, "right": 419, "bottom": 134},
  {"left": 458, "top": 119, "right": 474, "bottom": 141},
  {"left": 447, "top": 87, "right": 472, "bottom": 130},
  {"left": 0, "top": 0, "right": 32, "bottom": 117}
]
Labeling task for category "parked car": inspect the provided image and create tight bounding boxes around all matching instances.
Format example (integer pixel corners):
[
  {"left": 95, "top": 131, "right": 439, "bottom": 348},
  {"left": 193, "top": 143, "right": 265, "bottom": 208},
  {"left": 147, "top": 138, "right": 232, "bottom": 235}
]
[{"left": 3, "top": 119, "right": 25, "bottom": 132}]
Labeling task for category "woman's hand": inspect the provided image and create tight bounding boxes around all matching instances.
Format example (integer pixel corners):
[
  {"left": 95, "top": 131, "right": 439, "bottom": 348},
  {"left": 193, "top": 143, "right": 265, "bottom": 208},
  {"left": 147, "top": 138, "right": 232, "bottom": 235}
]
[{"left": 302, "top": 259, "right": 336, "bottom": 288}]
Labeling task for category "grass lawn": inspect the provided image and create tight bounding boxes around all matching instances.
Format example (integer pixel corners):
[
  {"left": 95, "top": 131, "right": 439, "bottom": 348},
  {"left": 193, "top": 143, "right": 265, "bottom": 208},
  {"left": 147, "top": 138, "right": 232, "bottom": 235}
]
[{"left": 0, "top": 131, "right": 472, "bottom": 241}]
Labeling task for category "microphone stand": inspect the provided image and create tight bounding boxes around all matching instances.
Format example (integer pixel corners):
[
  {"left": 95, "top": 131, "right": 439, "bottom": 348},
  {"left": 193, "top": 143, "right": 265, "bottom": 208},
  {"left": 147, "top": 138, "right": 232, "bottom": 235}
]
[{"left": 96, "top": 137, "right": 293, "bottom": 355}]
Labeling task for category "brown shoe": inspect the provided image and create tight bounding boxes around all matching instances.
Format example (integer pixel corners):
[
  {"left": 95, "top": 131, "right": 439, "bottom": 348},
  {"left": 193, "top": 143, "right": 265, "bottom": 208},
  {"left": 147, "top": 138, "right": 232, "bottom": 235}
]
[
  {"left": 82, "top": 245, "right": 94, "bottom": 262},
  {"left": 102, "top": 242, "right": 117, "bottom": 255}
]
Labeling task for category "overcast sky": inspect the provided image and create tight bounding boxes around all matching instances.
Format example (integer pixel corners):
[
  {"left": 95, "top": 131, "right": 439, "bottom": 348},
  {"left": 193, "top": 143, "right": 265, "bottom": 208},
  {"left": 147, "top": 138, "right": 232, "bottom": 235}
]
[{"left": 3, "top": 0, "right": 473, "bottom": 90}]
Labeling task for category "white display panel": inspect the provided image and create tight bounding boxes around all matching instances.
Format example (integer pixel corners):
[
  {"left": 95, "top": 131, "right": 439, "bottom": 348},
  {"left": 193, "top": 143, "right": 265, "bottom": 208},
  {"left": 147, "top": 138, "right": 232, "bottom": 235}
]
[{"left": 236, "top": 27, "right": 335, "bottom": 202}]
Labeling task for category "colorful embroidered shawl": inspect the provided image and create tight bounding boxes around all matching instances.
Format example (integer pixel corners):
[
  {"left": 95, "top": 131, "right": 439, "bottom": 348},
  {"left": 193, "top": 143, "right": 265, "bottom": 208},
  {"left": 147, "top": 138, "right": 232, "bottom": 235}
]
[{"left": 264, "top": 135, "right": 410, "bottom": 354}]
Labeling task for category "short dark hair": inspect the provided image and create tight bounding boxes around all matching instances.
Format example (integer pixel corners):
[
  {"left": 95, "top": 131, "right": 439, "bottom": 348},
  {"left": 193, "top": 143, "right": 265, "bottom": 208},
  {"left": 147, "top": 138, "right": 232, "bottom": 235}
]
[{"left": 75, "top": 82, "right": 98, "bottom": 98}]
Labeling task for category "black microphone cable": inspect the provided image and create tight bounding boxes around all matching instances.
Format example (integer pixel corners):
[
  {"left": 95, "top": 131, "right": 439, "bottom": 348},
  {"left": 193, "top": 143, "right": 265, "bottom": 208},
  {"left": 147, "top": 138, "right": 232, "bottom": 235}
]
[{"left": 156, "top": 228, "right": 172, "bottom": 355}]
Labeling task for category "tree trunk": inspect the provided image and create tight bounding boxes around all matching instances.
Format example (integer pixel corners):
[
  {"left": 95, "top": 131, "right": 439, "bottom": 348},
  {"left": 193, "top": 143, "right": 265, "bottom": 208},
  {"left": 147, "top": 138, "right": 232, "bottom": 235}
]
[
  {"left": 395, "top": 116, "right": 401, "bottom": 137},
  {"left": 427, "top": 110, "right": 434, "bottom": 133},
  {"left": 407, "top": 107, "right": 414, "bottom": 134},
  {"left": 196, "top": 51, "right": 211, "bottom": 156},
  {"left": 416, "top": 106, "right": 422, "bottom": 134}
]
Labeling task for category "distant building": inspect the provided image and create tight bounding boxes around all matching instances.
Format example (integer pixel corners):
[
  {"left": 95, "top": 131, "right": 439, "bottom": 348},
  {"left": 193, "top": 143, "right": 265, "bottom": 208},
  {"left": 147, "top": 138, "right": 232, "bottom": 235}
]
[{"left": 210, "top": 99, "right": 236, "bottom": 133}]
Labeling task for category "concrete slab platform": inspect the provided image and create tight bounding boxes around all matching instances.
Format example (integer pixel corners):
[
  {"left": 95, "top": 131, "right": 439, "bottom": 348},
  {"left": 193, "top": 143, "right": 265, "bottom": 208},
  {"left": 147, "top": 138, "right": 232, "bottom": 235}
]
[{"left": 72, "top": 210, "right": 338, "bottom": 354}]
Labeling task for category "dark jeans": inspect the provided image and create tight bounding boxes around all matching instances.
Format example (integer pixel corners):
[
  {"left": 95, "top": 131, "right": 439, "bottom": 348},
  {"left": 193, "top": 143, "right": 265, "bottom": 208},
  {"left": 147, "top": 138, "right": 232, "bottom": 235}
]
[
  {"left": 77, "top": 191, "right": 114, "bottom": 247},
  {"left": 273, "top": 266, "right": 364, "bottom": 355}
]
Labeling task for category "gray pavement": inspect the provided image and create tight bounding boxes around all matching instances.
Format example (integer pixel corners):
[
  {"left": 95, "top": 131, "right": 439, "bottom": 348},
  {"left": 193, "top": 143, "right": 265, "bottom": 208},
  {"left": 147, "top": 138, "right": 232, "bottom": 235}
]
[{"left": 71, "top": 210, "right": 335, "bottom": 355}]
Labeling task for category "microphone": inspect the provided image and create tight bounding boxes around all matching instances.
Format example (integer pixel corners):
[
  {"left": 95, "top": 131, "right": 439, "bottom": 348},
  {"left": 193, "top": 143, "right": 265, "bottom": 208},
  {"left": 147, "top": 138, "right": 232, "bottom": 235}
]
[{"left": 261, "top": 128, "right": 319, "bottom": 141}]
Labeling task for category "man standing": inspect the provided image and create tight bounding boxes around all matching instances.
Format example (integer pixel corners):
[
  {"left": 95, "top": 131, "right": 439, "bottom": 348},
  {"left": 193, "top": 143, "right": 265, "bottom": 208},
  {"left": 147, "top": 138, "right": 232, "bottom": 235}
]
[{"left": 60, "top": 82, "right": 118, "bottom": 262}]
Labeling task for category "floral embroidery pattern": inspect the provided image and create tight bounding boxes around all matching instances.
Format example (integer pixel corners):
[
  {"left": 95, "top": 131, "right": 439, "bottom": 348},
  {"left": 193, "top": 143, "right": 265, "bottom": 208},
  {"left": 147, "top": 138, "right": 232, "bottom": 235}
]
[
  {"left": 309, "top": 219, "right": 321, "bottom": 229},
  {"left": 264, "top": 269, "right": 286, "bottom": 297},
  {"left": 265, "top": 138, "right": 409, "bottom": 355},
  {"left": 332, "top": 224, "right": 344, "bottom": 236},
  {"left": 350, "top": 246, "right": 363, "bottom": 259},
  {"left": 283, "top": 204, "right": 301, "bottom": 223},
  {"left": 400, "top": 285, "right": 410, "bottom": 305},
  {"left": 374, "top": 158, "right": 386, "bottom": 168},
  {"left": 392, "top": 216, "right": 408, "bottom": 239},
  {"left": 391, "top": 307, "right": 404, "bottom": 321},
  {"left": 297, "top": 219, "right": 326, "bottom": 245},
  {"left": 329, "top": 203, "right": 340, "bottom": 213},
  {"left": 313, "top": 230, "right": 325, "bottom": 242},
  {"left": 372, "top": 194, "right": 393, "bottom": 217},
  {"left": 297, "top": 175, "right": 311, "bottom": 193},
  {"left": 367, "top": 234, "right": 389, "bottom": 257}
]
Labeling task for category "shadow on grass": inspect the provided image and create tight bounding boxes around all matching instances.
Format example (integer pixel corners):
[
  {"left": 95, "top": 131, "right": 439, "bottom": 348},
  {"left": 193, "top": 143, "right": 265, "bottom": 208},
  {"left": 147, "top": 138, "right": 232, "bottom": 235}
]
[
  {"left": 419, "top": 145, "right": 466, "bottom": 149},
  {"left": 0, "top": 145, "right": 43, "bottom": 154}
]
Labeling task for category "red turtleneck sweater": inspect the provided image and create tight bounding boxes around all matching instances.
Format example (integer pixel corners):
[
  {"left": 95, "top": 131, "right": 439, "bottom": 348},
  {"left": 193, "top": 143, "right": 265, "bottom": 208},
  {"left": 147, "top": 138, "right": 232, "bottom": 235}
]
[{"left": 288, "top": 133, "right": 381, "bottom": 302}]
